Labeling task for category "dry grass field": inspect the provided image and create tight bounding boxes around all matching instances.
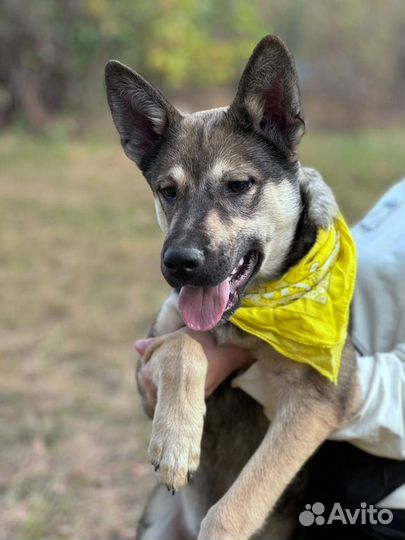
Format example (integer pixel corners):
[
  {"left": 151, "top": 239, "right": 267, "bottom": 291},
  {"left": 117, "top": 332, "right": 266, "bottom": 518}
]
[{"left": 0, "top": 127, "right": 403, "bottom": 539}]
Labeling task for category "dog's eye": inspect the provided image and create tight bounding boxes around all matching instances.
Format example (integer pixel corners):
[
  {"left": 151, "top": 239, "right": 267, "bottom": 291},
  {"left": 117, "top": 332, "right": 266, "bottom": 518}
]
[
  {"left": 226, "top": 179, "right": 255, "bottom": 195},
  {"left": 159, "top": 185, "right": 177, "bottom": 200}
]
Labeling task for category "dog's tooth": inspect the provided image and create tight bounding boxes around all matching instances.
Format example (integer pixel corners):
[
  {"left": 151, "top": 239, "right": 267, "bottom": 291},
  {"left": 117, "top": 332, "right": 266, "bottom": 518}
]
[{"left": 230, "top": 257, "right": 246, "bottom": 278}]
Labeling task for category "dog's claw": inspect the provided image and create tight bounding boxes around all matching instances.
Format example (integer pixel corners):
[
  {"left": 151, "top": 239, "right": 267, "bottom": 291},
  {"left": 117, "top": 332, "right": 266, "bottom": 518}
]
[
  {"left": 154, "top": 463, "right": 160, "bottom": 472},
  {"left": 164, "top": 484, "right": 176, "bottom": 495}
]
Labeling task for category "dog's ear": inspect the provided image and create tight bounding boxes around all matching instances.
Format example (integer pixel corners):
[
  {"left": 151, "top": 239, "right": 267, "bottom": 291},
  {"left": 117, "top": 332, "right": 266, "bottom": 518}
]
[
  {"left": 105, "top": 61, "right": 181, "bottom": 170},
  {"left": 230, "top": 35, "right": 304, "bottom": 155}
]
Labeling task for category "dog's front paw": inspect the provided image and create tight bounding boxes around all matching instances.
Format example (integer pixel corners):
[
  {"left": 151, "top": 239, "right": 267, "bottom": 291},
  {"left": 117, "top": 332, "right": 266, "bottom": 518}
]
[{"left": 148, "top": 397, "right": 206, "bottom": 491}]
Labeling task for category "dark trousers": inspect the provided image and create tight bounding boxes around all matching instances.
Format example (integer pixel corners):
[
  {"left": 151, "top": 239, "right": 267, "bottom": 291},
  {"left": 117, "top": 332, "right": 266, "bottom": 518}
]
[{"left": 293, "top": 441, "right": 405, "bottom": 540}]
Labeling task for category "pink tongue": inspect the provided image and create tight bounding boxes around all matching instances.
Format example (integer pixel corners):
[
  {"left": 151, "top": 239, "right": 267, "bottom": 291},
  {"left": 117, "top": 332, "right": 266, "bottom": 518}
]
[{"left": 178, "top": 279, "right": 230, "bottom": 331}]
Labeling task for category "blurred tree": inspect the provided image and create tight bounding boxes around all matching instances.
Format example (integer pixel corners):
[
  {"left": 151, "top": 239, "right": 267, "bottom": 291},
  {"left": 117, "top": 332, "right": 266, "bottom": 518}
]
[
  {"left": 261, "top": 0, "right": 404, "bottom": 128},
  {"left": 0, "top": 0, "right": 266, "bottom": 130},
  {"left": 0, "top": 0, "right": 132, "bottom": 129},
  {"left": 0, "top": 0, "right": 403, "bottom": 131},
  {"left": 0, "top": 0, "right": 69, "bottom": 129},
  {"left": 145, "top": 0, "right": 267, "bottom": 87}
]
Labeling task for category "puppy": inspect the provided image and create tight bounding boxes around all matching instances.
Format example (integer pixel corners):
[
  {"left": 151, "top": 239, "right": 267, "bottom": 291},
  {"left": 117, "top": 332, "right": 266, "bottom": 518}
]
[{"left": 105, "top": 35, "right": 360, "bottom": 540}]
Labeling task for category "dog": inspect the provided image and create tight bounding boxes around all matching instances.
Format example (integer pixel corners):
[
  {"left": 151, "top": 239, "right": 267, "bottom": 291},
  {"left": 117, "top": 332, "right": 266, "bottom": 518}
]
[{"left": 105, "top": 35, "right": 360, "bottom": 540}]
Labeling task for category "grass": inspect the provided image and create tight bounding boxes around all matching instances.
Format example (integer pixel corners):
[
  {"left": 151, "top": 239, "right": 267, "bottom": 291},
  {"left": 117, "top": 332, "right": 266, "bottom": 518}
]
[
  {"left": 0, "top": 127, "right": 403, "bottom": 539},
  {"left": 301, "top": 130, "right": 404, "bottom": 221}
]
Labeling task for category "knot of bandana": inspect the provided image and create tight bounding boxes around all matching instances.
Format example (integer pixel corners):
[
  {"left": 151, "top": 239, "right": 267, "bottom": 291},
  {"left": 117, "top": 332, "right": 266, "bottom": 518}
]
[{"left": 230, "top": 215, "right": 357, "bottom": 384}]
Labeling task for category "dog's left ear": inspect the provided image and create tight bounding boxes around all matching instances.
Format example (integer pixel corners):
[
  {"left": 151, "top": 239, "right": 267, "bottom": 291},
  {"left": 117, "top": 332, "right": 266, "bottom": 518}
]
[{"left": 230, "top": 35, "right": 305, "bottom": 156}]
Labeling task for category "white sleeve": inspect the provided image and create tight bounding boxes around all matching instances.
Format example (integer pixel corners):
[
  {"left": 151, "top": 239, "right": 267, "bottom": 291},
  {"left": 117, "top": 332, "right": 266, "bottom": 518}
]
[{"left": 330, "top": 344, "right": 405, "bottom": 459}]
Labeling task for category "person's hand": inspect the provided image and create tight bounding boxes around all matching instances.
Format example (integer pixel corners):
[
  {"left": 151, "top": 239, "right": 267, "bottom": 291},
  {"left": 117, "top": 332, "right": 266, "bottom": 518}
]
[{"left": 135, "top": 328, "right": 255, "bottom": 405}]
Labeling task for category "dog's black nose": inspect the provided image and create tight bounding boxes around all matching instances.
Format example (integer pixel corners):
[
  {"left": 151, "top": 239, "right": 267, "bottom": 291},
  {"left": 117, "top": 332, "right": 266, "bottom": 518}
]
[{"left": 163, "top": 247, "right": 204, "bottom": 280}]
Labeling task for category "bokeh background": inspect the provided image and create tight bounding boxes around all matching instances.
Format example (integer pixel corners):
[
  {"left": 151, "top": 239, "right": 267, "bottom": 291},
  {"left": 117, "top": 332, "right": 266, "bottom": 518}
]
[{"left": 0, "top": 1, "right": 403, "bottom": 538}]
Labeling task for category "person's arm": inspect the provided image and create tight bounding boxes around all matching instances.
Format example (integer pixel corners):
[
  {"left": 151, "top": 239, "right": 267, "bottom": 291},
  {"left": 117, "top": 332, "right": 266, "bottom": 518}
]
[
  {"left": 136, "top": 331, "right": 405, "bottom": 462},
  {"left": 330, "top": 345, "right": 405, "bottom": 459},
  {"left": 330, "top": 180, "right": 405, "bottom": 461},
  {"left": 135, "top": 328, "right": 254, "bottom": 408}
]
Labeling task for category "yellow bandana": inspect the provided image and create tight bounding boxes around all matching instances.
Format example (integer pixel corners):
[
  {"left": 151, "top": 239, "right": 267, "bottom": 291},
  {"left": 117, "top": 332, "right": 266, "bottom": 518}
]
[{"left": 230, "top": 215, "right": 357, "bottom": 384}]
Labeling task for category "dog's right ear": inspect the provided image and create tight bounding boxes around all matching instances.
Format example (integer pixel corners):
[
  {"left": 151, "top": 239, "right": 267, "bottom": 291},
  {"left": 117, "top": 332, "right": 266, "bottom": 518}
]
[
  {"left": 105, "top": 61, "right": 181, "bottom": 171},
  {"left": 230, "top": 35, "right": 305, "bottom": 157}
]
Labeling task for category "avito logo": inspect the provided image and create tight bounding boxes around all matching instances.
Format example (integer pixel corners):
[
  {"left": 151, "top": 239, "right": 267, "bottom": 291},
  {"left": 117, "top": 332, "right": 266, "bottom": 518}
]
[{"left": 299, "top": 502, "right": 393, "bottom": 527}]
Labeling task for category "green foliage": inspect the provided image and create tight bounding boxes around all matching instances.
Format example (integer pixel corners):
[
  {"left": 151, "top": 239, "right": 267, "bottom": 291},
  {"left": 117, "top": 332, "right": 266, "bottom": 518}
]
[
  {"left": 69, "top": 0, "right": 267, "bottom": 87},
  {"left": 0, "top": 0, "right": 403, "bottom": 129},
  {"left": 144, "top": 0, "right": 267, "bottom": 87}
]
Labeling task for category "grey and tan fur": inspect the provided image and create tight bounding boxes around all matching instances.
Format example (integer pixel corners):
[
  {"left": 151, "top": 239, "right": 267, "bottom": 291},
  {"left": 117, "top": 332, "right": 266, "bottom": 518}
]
[{"left": 105, "top": 36, "right": 360, "bottom": 540}]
